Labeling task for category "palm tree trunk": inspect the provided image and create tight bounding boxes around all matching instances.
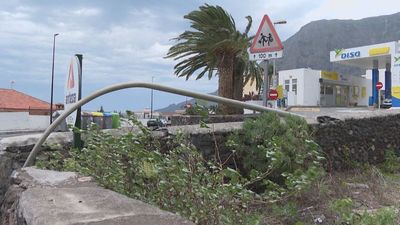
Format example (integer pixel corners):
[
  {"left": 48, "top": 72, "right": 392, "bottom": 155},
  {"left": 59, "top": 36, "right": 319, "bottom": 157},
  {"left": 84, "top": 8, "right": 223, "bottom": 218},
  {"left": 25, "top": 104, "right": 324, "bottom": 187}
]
[
  {"left": 217, "top": 54, "right": 236, "bottom": 114},
  {"left": 232, "top": 71, "right": 244, "bottom": 114}
]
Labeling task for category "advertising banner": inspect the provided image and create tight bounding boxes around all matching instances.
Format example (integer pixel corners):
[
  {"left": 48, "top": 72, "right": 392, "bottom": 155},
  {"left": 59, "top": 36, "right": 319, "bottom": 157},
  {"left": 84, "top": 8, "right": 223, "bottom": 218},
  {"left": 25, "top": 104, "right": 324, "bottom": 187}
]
[{"left": 64, "top": 56, "right": 81, "bottom": 126}]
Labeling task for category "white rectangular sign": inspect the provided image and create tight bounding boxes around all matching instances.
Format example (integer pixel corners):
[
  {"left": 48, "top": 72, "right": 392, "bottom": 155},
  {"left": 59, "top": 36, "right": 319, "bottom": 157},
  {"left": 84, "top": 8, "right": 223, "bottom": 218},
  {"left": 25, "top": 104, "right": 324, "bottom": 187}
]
[{"left": 249, "top": 50, "right": 283, "bottom": 61}]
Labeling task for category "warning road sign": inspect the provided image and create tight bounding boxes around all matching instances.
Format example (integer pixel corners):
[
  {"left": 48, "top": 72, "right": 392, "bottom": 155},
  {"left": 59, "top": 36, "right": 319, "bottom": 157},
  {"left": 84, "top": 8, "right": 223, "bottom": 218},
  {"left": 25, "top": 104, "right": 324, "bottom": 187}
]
[{"left": 249, "top": 15, "right": 283, "bottom": 54}]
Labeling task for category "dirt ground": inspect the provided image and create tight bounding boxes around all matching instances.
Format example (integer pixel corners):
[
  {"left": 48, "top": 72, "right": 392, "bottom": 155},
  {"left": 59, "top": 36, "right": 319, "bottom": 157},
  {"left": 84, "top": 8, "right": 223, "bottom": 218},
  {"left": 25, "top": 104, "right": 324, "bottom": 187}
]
[{"left": 263, "top": 166, "right": 400, "bottom": 224}]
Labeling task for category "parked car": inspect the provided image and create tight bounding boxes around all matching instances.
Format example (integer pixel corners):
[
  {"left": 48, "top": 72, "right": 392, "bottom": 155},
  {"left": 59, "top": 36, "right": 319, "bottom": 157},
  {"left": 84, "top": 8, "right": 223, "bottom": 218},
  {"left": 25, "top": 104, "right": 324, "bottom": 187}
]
[
  {"left": 381, "top": 98, "right": 392, "bottom": 108},
  {"left": 147, "top": 119, "right": 164, "bottom": 129}
]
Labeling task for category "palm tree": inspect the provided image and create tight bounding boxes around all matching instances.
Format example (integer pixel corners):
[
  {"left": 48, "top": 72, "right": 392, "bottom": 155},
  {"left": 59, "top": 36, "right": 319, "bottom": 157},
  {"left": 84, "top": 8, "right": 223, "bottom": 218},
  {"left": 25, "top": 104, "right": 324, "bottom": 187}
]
[{"left": 166, "top": 4, "right": 263, "bottom": 114}]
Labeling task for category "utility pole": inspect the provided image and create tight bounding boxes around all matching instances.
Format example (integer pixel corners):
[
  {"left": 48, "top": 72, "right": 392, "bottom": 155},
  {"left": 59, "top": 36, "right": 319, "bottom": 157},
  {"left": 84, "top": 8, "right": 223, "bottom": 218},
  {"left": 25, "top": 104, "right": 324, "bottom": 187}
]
[
  {"left": 50, "top": 33, "right": 59, "bottom": 124},
  {"left": 150, "top": 76, "right": 154, "bottom": 119},
  {"left": 272, "top": 20, "right": 287, "bottom": 88}
]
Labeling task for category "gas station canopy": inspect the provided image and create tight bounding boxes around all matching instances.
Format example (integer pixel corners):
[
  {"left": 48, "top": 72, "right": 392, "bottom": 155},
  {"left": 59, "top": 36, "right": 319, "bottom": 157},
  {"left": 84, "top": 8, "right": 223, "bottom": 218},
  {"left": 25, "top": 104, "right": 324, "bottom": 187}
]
[
  {"left": 330, "top": 42, "right": 397, "bottom": 69},
  {"left": 330, "top": 41, "right": 400, "bottom": 107}
]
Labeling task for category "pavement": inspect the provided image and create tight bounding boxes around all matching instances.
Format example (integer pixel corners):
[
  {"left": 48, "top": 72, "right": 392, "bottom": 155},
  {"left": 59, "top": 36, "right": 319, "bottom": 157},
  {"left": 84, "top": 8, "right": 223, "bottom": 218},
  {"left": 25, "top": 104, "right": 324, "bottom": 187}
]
[
  {"left": 286, "top": 107, "right": 400, "bottom": 124},
  {"left": 0, "top": 130, "right": 44, "bottom": 139}
]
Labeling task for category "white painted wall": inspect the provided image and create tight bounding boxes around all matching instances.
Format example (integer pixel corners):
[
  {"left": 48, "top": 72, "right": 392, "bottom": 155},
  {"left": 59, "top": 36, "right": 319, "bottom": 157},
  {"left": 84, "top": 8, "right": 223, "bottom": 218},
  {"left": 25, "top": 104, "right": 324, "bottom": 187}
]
[
  {"left": 303, "top": 69, "right": 321, "bottom": 106},
  {"left": 349, "top": 75, "right": 371, "bottom": 106},
  {"left": 0, "top": 112, "right": 49, "bottom": 132},
  {"left": 279, "top": 68, "right": 320, "bottom": 106}
]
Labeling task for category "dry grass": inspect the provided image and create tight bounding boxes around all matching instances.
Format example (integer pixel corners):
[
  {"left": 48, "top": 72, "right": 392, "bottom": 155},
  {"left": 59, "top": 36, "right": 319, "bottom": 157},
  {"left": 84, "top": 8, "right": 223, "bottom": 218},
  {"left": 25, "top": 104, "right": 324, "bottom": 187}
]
[{"left": 261, "top": 166, "right": 400, "bottom": 224}]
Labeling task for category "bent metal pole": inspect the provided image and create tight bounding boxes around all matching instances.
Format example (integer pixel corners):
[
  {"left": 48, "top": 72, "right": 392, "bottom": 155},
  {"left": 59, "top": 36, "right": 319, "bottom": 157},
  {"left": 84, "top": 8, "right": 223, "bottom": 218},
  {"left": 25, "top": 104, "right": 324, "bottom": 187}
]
[{"left": 23, "top": 82, "right": 301, "bottom": 167}]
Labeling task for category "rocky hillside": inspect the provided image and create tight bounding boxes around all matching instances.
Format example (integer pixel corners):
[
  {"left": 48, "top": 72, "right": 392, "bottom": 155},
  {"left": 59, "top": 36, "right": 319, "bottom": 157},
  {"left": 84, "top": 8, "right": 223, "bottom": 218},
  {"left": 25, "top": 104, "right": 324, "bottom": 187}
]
[{"left": 276, "top": 12, "right": 400, "bottom": 75}]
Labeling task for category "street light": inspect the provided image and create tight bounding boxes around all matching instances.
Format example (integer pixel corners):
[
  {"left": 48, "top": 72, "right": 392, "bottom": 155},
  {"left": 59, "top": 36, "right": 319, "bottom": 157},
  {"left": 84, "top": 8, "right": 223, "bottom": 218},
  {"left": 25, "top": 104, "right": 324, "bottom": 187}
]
[
  {"left": 272, "top": 21, "right": 287, "bottom": 88},
  {"left": 273, "top": 20, "right": 287, "bottom": 25},
  {"left": 10, "top": 80, "right": 15, "bottom": 89},
  {"left": 50, "top": 33, "right": 59, "bottom": 124},
  {"left": 150, "top": 76, "right": 154, "bottom": 119}
]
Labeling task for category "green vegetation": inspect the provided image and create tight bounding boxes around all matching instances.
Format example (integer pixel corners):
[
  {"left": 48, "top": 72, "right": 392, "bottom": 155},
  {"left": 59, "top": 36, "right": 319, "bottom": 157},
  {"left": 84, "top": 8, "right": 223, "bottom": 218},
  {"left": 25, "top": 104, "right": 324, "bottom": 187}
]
[
  {"left": 37, "top": 113, "right": 324, "bottom": 224},
  {"left": 379, "top": 149, "right": 400, "bottom": 174},
  {"left": 166, "top": 4, "right": 263, "bottom": 114},
  {"left": 228, "top": 113, "right": 325, "bottom": 201},
  {"left": 36, "top": 113, "right": 400, "bottom": 224},
  {"left": 330, "top": 198, "right": 396, "bottom": 225}
]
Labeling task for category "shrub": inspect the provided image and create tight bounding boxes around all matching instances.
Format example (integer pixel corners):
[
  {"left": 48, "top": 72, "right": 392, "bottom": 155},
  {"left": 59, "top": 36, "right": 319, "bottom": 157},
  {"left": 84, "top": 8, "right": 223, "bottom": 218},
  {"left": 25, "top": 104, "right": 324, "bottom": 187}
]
[
  {"left": 380, "top": 149, "right": 400, "bottom": 174},
  {"left": 227, "top": 113, "right": 325, "bottom": 201}
]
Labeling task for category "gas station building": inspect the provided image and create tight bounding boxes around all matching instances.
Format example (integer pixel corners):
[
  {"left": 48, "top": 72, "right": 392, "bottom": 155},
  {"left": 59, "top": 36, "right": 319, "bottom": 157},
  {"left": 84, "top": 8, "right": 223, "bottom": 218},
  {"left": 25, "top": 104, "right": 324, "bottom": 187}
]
[{"left": 277, "top": 40, "right": 400, "bottom": 108}]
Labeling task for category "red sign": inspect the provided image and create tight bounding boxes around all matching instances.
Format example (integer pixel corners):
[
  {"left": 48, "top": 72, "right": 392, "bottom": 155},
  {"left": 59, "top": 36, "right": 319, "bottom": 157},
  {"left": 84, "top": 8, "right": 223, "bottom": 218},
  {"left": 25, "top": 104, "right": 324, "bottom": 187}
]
[
  {"left": 249, "top": 15, "right": 284, "bottom": 53},
  {"left": 376, "top": 82, "right": 383, "bottom": 90},
  {"left": 268, "top": 89, "right": 278, "bottom": 100}
]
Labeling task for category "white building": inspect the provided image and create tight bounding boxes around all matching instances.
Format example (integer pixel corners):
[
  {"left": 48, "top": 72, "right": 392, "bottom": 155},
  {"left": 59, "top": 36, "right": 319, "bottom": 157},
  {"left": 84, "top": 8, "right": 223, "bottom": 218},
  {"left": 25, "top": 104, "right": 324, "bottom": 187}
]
[{"left": 278, "top": 68, "right": 372, "bottom": 107}]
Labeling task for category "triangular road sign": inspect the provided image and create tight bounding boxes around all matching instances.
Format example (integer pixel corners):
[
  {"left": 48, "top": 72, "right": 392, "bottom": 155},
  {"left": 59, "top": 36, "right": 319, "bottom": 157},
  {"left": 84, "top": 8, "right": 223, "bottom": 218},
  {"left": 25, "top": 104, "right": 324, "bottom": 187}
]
[{"left": 249, "top": 15, "right": 283, "bottom": 53}]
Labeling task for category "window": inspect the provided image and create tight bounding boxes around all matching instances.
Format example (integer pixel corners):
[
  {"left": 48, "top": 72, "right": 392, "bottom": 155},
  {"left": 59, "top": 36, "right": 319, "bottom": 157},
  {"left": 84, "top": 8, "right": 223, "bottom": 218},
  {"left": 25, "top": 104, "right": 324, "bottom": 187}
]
[
  {"left": 292, "top": 79, "right": 297, "bottom": 95},
  {"left": 325, "top": 85, "right": 334, "bottom": 95},
  {"left": 284, "top": 79, "right": 290, "bottom": 92},
  {"left": 353, "top": 86, "right": 359, "bottom": 97}
]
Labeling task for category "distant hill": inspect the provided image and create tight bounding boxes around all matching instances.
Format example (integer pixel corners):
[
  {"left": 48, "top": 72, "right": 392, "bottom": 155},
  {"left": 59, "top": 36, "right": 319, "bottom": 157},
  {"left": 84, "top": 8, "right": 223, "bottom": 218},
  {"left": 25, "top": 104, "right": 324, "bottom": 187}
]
[
  {"left": 156, "top": 91, "right": 217, "bottom": 112},
  {"left": 157, "top": 12, "right": 400, "bottom": 112},
  {"left": 276, "top": 12, "right": 400, "bottom": 75}
]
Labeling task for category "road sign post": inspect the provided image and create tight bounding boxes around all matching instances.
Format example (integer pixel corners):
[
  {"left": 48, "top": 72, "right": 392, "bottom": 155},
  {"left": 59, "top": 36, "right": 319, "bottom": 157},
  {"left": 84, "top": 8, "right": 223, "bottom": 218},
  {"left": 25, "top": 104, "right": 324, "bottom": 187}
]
[
  {"left": 376, "top": 81, "right": 383, "bottom": 110},
  {"left": 249, "top": 15, "right": 284, "bottom": 107},
  {"left": 263, "top": 61, "right": 269, "bottom": 106}
]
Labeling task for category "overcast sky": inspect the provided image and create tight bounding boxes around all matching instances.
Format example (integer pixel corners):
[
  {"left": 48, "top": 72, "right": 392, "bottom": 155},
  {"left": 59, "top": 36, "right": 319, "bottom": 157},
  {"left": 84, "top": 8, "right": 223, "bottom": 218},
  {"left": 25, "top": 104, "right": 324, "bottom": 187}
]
[{"left": 0, "top": 0, "right": 398, "bottom": 112}]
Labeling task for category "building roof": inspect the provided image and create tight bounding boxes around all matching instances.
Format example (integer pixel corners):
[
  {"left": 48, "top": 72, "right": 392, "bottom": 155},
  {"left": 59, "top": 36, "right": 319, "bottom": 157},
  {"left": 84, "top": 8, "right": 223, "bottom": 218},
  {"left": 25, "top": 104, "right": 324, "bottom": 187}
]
[{"left": 0, "top": 88, "right": 51, "bottom": 111}]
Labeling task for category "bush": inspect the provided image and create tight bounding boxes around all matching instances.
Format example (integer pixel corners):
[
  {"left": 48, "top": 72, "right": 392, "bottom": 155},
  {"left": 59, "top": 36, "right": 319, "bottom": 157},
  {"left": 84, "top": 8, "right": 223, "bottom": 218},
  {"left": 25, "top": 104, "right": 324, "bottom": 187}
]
[
  {"left": 380, "top": 150, "right": 400, "bottom": 174},
  {"left": 227, "top": 113, "right": 325, "bottom": 200},
  {"left": 37, "top": 116, "right": 260, "bottom": 225}
]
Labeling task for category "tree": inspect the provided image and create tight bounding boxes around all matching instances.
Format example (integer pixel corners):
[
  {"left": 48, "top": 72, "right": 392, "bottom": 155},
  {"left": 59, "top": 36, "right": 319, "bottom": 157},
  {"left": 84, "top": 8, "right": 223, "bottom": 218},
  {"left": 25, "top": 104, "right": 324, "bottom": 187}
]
[{"left": 166, "top": 4, "right": 263, "bottom": 114}]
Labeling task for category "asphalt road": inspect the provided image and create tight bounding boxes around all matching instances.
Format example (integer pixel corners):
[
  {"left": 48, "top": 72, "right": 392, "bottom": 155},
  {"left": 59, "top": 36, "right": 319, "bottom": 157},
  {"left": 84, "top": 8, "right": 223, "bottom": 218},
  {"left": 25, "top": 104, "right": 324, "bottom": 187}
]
[{"left": 288, "top": 107, "right": 400, "bottom": 124}]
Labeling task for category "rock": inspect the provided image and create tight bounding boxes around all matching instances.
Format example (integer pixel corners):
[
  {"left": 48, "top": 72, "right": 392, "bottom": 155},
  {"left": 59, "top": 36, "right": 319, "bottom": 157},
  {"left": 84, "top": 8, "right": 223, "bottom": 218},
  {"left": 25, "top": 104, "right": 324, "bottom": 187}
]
[{"left": 345, "top": 182, "right": 369, "bottom": 189}]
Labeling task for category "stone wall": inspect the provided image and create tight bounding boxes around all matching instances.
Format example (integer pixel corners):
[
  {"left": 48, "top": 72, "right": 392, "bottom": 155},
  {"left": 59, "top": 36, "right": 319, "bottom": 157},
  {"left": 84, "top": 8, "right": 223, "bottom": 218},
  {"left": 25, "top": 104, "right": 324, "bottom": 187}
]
[{"left": 312, "top": 114, "right": 400, "bottom": 170}]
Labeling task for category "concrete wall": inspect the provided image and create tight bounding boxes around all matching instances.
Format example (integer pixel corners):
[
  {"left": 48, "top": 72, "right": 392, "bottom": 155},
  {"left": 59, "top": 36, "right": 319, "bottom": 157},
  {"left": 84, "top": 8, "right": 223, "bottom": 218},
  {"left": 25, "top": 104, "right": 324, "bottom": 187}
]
[
  {"left": 170, "top": 114, "right": 259, "bottom": 126},
  {"left": 0, "top": 112, "right": 49, "bottom": 132}
]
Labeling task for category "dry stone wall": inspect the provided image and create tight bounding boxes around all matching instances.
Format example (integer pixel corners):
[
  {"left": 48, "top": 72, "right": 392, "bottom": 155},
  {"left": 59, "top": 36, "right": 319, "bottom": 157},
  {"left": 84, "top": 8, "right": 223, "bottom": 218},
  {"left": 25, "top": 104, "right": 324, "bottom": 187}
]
[{"left": 312, "top": 113, "right": 400, "bottom": 170}]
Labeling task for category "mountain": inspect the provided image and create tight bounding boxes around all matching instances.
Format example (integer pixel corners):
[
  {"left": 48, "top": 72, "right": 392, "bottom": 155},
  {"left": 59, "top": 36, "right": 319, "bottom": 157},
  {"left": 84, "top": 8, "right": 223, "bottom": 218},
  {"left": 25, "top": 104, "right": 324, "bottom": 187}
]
[
  {"left": 276, "top": 12, "right": 400, "bottom": 75},
  {"left": 156, "top": 91, "right": 217, "bottom": 112}
]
